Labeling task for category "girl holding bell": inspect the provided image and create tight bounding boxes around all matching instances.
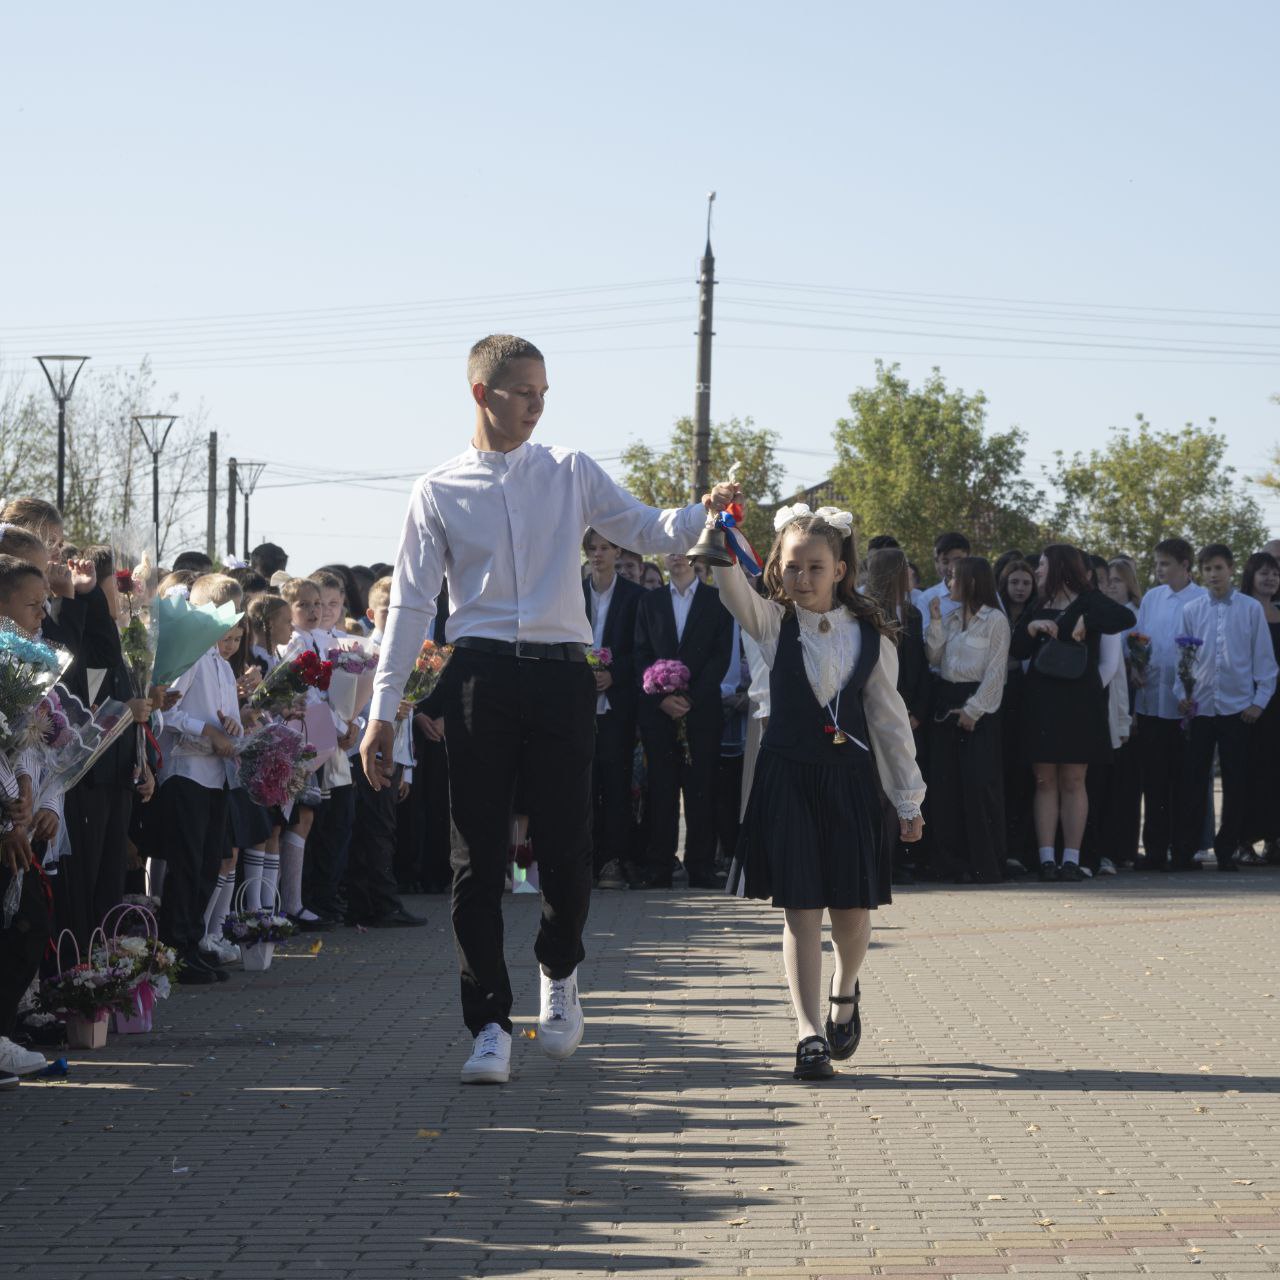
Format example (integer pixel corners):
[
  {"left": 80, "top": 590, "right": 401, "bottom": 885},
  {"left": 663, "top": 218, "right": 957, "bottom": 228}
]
[{"left": 713, "top": 503, "right": 924, "bottom": 1081}]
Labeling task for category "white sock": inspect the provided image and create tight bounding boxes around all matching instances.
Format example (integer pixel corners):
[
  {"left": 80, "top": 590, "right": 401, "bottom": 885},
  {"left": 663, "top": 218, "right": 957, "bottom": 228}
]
[
  {"left": 1062, "top": 847, "right": 1080, "bottom": 865},
  {"left": 1038, "top": 846, "right": 1056, "bottom": 865},
  {"left": 203, "top": 873, "right": 234, "bottom": 939},
  {"left": 279, "top": 832, "right": 306, "bottom": 916},
  {"left": 241, "top": 847, "right": 266, "bottom": 912},
  {"left": 260, "top": 851, "right": 280, "bottom": 914}
]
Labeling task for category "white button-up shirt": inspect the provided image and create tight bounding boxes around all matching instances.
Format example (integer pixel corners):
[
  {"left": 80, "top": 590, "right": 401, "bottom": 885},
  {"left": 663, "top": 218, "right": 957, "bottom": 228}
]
[
  {"left": 924, "top": 605, "right": 1012, "bottom": 722},
  {"left": 670, "top": 576, "right": 699, "bottom": 643},
  {"left": 1134, "top": 581, "right": 1208, "bottom": 719},
  {"left": 1170, "top": 590, "right": 1278, "bottom": 717},
  {"left": 371, "top": 442, "right": 705, "bottom": 722},
  {"left": 589, "top": 576, "right": 616, "bottom": 715},
  {"left": 159, "top": 649, "right": 240, "bottom": 790}
]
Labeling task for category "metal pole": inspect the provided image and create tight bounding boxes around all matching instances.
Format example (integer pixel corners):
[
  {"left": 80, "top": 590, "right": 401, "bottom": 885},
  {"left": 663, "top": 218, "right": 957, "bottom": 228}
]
[
  {"left": 35, "top": 357, "right": 89, "bottom": 515},
  {"left": 693, "top": 192, "right": 717, "bottom": 501},
  {"left": 57, "top": 400, "right": 67, "bottom": 512},
  {"left": 226, "top": 458, "right": 238, "bottom": 558},
  {"left": 243, "top": 492, "right": 250, "bottom": 561},
  {"left": 206, "top": 431, "right": 218, "bottom": 559},
  {"left": 151, "top": 450, "right": 161, "bottom": 567}
]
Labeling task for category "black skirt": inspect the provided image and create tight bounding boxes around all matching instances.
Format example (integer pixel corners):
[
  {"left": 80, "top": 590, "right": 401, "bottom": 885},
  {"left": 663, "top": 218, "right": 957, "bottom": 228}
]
[
  {"left": 735, "top": 747, "right": 890, "bottom": 910},
  {"left": 228, "top": 787, "right": 274, "bottom": 850}
]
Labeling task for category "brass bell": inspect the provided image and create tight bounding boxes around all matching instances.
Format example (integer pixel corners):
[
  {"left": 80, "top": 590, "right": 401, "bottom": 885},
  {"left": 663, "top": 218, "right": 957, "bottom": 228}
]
[{"left": 687, "top": 515, "right": 736, "bottom": 567}]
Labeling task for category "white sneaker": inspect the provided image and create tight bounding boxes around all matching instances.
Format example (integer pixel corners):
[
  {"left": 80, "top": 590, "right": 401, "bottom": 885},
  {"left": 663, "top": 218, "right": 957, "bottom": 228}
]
[
  {"left": 538, "top": 969, "right": 584, "bottom": 1061},
  {"left": 460, "top": 1023, "right": 511, "bottom": 1085},
  {"left": 215, "top": 938, "right": 241, "bottom": 963},
  {"left": 1098, "top": 858, "right": 1117, "bottom": 876},
  {"left": 0, "top": 1036, "right": 47, "bottom": 1077}
]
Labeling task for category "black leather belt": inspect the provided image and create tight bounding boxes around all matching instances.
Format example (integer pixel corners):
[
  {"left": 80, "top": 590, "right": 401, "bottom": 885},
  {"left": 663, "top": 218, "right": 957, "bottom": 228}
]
[{"left": 453, "top": 637, "right": 587, "bottom": 662}]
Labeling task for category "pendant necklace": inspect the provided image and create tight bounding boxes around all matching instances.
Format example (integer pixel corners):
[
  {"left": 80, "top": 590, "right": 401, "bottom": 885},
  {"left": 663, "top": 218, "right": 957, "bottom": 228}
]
[{"left": 825, "top": 688, "right": 848, "bottom": 745}]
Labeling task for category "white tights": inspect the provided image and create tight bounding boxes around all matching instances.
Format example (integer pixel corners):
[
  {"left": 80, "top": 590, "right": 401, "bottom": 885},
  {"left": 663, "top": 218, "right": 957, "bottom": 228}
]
[{"left": 782, "top": 908, "right": 871, "bottom": 1041}]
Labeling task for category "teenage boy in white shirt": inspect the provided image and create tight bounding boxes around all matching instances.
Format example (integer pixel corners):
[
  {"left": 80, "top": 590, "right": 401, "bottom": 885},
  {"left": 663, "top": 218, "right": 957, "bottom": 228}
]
[
  {"left": 1171, "top": 544, "right": 1278, "bottom": 871},
  {"left": 1132, "top": 537, "right": 1207, "bottom": 870},
  {"left": 362, "top": 334, "right": 738, "bottom": 1085}
]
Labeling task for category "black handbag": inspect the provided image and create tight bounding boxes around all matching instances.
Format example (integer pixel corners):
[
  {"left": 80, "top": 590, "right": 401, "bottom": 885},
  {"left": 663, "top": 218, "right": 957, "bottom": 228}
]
[{"left": 1033, "top": 637, "right": 1087, "bottom": 681}]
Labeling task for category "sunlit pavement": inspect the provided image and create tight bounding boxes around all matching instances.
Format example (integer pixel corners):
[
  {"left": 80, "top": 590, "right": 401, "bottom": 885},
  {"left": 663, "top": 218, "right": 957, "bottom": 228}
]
[{"left": 6, "top": 870, "right": 1280, "bottom": 1279}]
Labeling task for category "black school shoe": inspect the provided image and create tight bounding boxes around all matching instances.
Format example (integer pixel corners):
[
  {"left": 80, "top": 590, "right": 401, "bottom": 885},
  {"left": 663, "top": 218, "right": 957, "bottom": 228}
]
[
  {"left": 794, "top": 1035, "right": 834, "bottom": 1080},
  {"left": 1038, "top": 861, "right": 1060, "bottom": 882},
  {"left": 1059, "top": 862, "right": 1085, "bottom": 882},
  {"left": 825, "top": 981, "right": 862, "bottom": 1061}
]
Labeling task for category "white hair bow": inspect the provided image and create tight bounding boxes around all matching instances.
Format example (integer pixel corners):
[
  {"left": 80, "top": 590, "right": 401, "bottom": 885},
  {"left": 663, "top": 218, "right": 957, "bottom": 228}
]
[
  {"left": 224, "top": 556, "right": 249, "bottom": 571},
  {"left": 162, "top": 584, "right": 190, "bottom": 601},
  {"left": 773, "top": 502, "right": 854, "bottom": 536}
]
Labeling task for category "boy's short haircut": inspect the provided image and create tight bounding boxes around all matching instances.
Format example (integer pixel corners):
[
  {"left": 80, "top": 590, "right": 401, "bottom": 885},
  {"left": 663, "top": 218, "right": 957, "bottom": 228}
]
[
  {"left": 227, "top": 566, "right": 270, "bottom": 595},
  {"left": 582, "top": 528, "right": 619, "bottom": 553},
  {"left": 190, "top": 573, "right": 244, "bottom": 608},
  {"left": 81, "top": 543, "right": 115, "bottom": 583},
  {"left": 279, "top": 576, "right": 320, "bottom": 605},
  {"left": 250, "top": 542, "right": 289, "bottom": 577},
  {"left": 1154, "top": 537, "right": 1194, "bottom": 568},
  {"left": 1197, "top": 542, "right": 1234, "bottom": 568},
  {"left": 157, "top": 569, "right": 198, "bottom": 596},
  {"left": 0, "top": 553, "right": 45, "bottom": 598},
  {"left": 0, "top": 524, "right": 48, "bottom": 560},
  {"left": 617, "top": 548, "right": 644, "bottom": 567},
  {"left": 934, "top": 531, "right": 971, "bottom": 558},
  {"left": 467, "top": 334, "right": 545, "bottom": 388},
  {"left": 0, "top": 496, "right": 62, "bottom": 534},
  {"left": 366, "top": 576, "right": 392, "bottom": 611},
  {"left": 172, "top": 550, "right": 214, "bottom": 574},
  {"left": 308, "top": 570, "right": 344, "bottom": 594}
]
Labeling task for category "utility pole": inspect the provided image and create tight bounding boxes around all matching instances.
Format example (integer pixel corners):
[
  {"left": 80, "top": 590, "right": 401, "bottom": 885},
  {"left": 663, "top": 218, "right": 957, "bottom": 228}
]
[
  {"left": 132, "top": 415, "right": 178, "bottom": 566},
  {"left": 34, "top": 355, "right": 90, "bottom": 512},
  {"left": 235, "top": 462, "right": 267, "bottom": 560},
  {"left": 692, "top": 191, "right": 716, "bottom": 501},
  {"left": 226, "top": 457, "right": 238, "bottom": 558},
  {"left": 206, "top": 431, "right": 218, "bottom": 559}
]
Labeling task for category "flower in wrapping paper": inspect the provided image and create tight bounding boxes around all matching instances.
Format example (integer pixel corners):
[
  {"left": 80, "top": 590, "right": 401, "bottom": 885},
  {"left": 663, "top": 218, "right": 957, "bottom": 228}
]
[
  {"left": 326, "top": 649, "right": 378, "bottom": 675},
  {"left": 222, "top": 910, "right": 296, "bottom": 946},
  {"left": 115, "top": 568, "right": 137, "bottom": 597},
  {"left": 0, "top": 627, "right": 72, "bottom": 752},
  {"left": 1175, "top": 634, "right": 1204, "bottom": 730},
  {"left": 1126, "top": 631, "right": 1152, "bottom": 673},
  {"left": 642, "top": 659, "right": 693, "bottom": 764},
  {"left": 403, "top": 638, "right": 454, "bottom": 703},
  {"left": 249, "top": 649, "right": 332, "bottom": 715},
  {"left": 236, "top": 720, "right": 318, "bottom": 808},
  {"left": 38, "top": 957, "right": 138, "bottom": 1019},
  {"left": 107, "top": 936, "right": 181, "bottom": 996},
  {"left": 28, "top": 691, "right": 73, "bottom": 750},
  {"left": 120, "top": 614, "right": 155, "bottom": 699},
  {"left": 586, "top": 647, "right": 613, "bottom": 670}
]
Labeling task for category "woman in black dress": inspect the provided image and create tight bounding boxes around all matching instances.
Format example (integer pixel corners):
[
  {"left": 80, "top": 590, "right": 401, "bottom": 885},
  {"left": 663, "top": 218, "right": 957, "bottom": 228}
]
[
  {"left": 1240, "top": 552, "right": 1280, "bottom": 863},
  {"left": 1009, "top": 545, "right": 1135, "bottom": 882},
  {"left": 998, "top": 558, "right": 1038, "bottom": 872}
]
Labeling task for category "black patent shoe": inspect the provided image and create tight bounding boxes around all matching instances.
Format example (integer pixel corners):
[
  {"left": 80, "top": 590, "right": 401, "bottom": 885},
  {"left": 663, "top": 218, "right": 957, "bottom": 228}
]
[
  {"left": 1038, "top": 861, "right": 1060, "bottom": 882},
  {"left": 825, "top": 981, "right": 862, "bottom": 1061},
  {"left": 1059, "top": 862, "right": 1085, "bottom": 882},
  {"left": 793, "top": 1035, "right": 834, "bottom": 1081}
]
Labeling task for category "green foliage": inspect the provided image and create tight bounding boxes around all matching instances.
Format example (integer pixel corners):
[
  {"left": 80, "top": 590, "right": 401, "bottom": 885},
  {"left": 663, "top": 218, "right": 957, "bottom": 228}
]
[
  {"left": 829, "top": 362, "right": 1043, "bottom": 580},
  {"left": 620, "top": 416, "right": 784, "bottom": 557},
  {"left": 1048, "top": 414, "right": 1268, "bottom": 582}
]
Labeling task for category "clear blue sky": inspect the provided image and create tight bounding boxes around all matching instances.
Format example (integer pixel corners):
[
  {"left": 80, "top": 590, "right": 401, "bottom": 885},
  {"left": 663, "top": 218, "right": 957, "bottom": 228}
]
[{"left": 1, "top": 0, "right": 1277, "bottom": 569}]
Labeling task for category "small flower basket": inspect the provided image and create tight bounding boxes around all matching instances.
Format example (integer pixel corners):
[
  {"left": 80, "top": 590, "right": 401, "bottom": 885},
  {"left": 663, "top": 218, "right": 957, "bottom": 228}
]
[
  {"left": 223, "top": 880, "right": 295, "bottom": 972},
  {"left": 39, "top": 928, "right": 136, "bottom": 1051},
  {"left": 100, "top": 904, "right": 179, "bottom": 1035}
]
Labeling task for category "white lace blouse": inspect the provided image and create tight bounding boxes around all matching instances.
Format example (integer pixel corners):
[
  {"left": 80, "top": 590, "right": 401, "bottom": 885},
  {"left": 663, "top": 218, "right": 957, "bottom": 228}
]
[{"left": 712, "top": 564, "right": 926, "bottom": 819}]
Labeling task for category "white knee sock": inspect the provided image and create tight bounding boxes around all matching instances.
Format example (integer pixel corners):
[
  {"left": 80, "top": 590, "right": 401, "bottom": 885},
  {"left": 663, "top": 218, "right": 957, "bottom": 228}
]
[
  {"left": 279, "top": 832, "right": 306, "bottom": 916},
  {"left": 1062, "top": 847, "right": 1080, "bottom": 865},
  {"left": 241, "top": 847, "right": 266, "bottom": 912},
  {"left": 203, "top": 873, "right": 235, "bottom": 939},
  {"left": 148, "top": 857, "right": 167, "bottom": 898},
  {"left": 1038, "top": 846, "right": 1056, "bottom": 865},
  {"left": 260, "top": 851, "right": 281, "bottom": 914},
  {"left": 782, "top": 908, "right": 824, "bottom": 1041}
]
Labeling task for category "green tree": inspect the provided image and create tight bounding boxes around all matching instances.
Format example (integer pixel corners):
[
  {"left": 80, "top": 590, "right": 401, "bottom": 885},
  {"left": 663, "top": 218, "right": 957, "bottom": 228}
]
[
  {"left": 830, "top": 362, "right": 1043, "bottom": 579},
  {"left": 1048, "top": 414, "right": 1268, "bottom": 581},
  {"left": 620, "top": 415, "right": 784, "bottom": 557}
]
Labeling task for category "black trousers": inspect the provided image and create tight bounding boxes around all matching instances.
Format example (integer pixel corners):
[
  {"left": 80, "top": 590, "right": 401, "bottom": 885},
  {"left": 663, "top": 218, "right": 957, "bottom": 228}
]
[
  {"left": 394, "top": 731, "right": 452, "bottom": 891},
  {"left": 1136, "top": 715, "right": 1185, "bottom": 867},
  {"left": 347, "top": 761, "right": 404, "bottom": 923},
  {"left": 63, "top": 782, "right": 134, "bottom": 947},
  {"left": 1174, "top": 714, "right": 1249, "bottom": 863},
  {"left": 156, "top": 778, "right": 228, "bottom": 956},
  {"left": 929, "top": 701, "right": 1005, "bottom": 882},
  {"left": 590, "top": 709, "right": 637, "bottom": 875},
  {"left": 639, "top": 712, "right": 721, "bottom": 880},
  {"left": 442, "top": 650, "right": 596, "bottom": 1035},
  {"left": 1084, "top": 737, "right": 1141, "bottom": 869},
  {"left": 715, "top": 753, "right": 744, "bottom": 865},
  {"left": 305, "top": 784, "right": 353, "bottom": 917},
  {"left": 0, "top": 865, "right": 51, "bottom": 1038}
]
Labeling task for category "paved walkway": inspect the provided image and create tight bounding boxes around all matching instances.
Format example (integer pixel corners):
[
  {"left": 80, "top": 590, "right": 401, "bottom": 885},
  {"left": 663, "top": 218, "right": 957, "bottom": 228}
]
[{"left": 6, "top": 871, "right": 1280, "bottom": 1279}]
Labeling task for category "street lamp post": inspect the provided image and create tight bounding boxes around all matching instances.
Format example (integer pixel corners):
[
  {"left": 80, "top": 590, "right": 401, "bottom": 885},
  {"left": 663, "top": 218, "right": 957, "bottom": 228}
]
[
  {"left": 235, "top": 462, "right": 267, "bottom": 560},
  {"left": 35, "top": 355, "right": 90, "bottom": 512},
  {"left": 132, "top": 414, "right": 178, "bottom": 565}
]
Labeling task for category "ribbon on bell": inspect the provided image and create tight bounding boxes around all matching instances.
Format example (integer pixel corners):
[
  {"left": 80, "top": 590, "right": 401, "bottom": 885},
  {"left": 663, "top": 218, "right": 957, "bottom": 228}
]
[{"left": 720, "top": 507, "right": 763, "bottom": 577}]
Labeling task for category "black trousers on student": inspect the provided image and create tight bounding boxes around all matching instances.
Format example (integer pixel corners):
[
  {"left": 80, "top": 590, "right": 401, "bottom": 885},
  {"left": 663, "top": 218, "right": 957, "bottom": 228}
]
[
  {"left": 1085, "top": 737, "right": 1141, "bottom": 869},
  {"left": 347, "top": 761, "right": 404, "bottom": 923},
  {"left": 156, "top": 778, "right": 228, "bottom": 957},
  {"left": 305, "top": 784, "right": 353, "bottom": 918},
  {"left": 1174, "top": 714, "right": 1249, "bottom": 865},
  {"left": 1136, "top": 714, "right": 1184, "bottom": 868},
  {"left": 63, "top": 782, "right": 134, "bottom": 947},
  {"left": 715, "top": 753, "right": 744, "bottom": 866},
  {"left": 0, "top": 865, "right": 51, "bottom": 1038},
  {"left": 639, "top": 712, "right": 721, "bottom": 882},
  {"left": 591, "top": 709, "right": 636, "bottom": 875},
  {"left": 441, "top": 649, "right": 596, "bottom": 1036},
  {"left": 929, "top": 683, "right": 1005, "bottom": 883}
]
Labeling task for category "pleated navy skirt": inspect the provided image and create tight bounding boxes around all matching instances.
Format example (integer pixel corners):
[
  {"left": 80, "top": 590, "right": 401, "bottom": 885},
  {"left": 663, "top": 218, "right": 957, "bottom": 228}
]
[{"left": 734, "top": 747, "right": 890, "bottom": 910}]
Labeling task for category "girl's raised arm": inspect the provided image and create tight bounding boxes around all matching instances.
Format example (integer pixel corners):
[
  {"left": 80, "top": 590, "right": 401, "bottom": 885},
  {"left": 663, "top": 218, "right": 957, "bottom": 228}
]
[{"left": 711, "top": 563, "right": 784, "bottom": 663}]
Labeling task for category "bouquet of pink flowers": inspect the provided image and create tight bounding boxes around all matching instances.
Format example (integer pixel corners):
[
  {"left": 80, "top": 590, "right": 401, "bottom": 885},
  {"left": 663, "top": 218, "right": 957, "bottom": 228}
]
[
  {"left": 327, "top": 649, "right": 378, "bottom": 676},
  {"left": 587, "top": 647, "right": 613, "bottom": 671},
  {"left": 643, "top": 658, "right": 693, "bottom": 764},
  {"left": 236, "top": 721, "right": 318, "bottom": 808}
]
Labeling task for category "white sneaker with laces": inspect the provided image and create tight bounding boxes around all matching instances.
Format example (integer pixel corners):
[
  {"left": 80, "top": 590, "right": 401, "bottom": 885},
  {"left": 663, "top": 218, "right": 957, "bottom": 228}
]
[
  {"left": 460, "top": 1023, "right": 511, "bottom": 1084},
  {"left": 538, "top": 968, "right": 584, "bottom": 1060},
  {"left": 214, "top": 938, "right": 241, "bottom": 963},
  {"left": 0, "top": 1036, "right": 47, "bottom": 1077},
  {"left": 1098, "top": 857, "right": 1117, "bottom": 876}
]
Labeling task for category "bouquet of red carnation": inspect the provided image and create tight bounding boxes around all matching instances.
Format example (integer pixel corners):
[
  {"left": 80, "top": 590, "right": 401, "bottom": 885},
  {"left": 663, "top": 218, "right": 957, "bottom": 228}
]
[
  {"left": 249, "top": 649, "right": 332, "bottom": 716},
  {"left": 643, "top": 658, "right": 693, "bottom": 764}
]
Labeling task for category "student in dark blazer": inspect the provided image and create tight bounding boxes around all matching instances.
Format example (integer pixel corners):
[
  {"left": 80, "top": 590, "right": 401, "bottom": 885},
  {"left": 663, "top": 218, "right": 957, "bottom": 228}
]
[
  {"left": 582, "top": 530, "right": 645, "bottom": 888},
  {"left": 633, "top": 551, "right": 734, "bottom": 888}
]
